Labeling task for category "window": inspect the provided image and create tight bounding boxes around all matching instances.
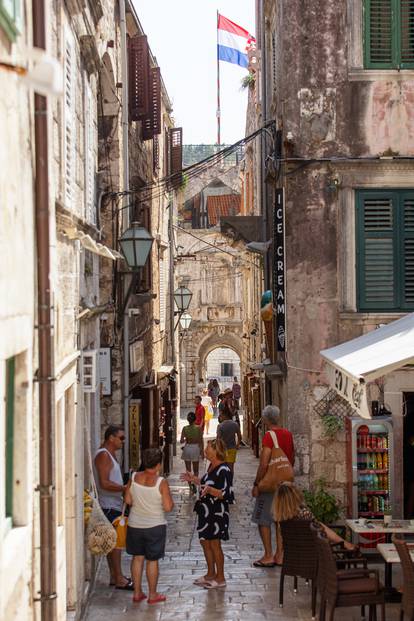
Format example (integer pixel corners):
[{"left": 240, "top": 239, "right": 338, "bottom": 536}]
[
  {"left": 364, "top": 0, "right": 414, "bottom": 68},
  {"left": 0, "top": 0, "right": 21, "bottom": 41},
  {"left": 221, "top": 363, "right": 234, "bottom": 377},
  {"left": 5, "top": 357, "right": 15, "bottom": 522},
  {"left": 356, "top": 190, "right": 414, "bottom": 311}
]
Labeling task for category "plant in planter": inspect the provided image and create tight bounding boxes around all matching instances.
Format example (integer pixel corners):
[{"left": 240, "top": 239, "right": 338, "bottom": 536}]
[
  {"left": 303, "top": 477, "right": 342, "bottom": 525},
  {"left": 321, "top": 412, "right": 345, "bottom": 438},
  {"left": 241, "top": 72, "right": 255, "bottom": 90}
]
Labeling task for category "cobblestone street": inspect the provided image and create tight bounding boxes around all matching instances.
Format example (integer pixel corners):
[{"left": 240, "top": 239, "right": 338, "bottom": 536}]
[{"left": 83, "top": 424, "right": 402, "bottom": 621}]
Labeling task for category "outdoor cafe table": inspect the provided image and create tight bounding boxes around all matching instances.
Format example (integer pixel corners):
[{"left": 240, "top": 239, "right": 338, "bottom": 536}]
[{"left": 346, "top": 519, "right": 414, "bottom": 598}]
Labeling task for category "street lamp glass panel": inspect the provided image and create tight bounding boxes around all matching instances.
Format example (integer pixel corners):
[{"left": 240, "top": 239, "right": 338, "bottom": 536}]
[
  {"left": 179, "top": 312, "right": 192, "bottom": 330},
  {"left": 119, "top": 223, "right": 154, "bottom": 269},
  {"left": 174, "top": 286, "right": 192, "bottom": 312}
]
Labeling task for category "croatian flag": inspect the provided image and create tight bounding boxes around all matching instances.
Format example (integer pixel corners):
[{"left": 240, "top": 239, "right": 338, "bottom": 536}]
[{"left": 217, "top": 14, "right": 256, "bottom": 69}]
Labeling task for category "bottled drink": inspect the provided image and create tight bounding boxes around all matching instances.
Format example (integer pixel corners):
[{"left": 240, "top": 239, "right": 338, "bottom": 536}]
[
  {"left": 383, "top": 453, "right": 388, "bottom": 469},
  {"left": 379, "top": 496, "right": 385, "bottom": 513},
  {"left": 372, "top": 474, "right": 378, "bottom": 490},
  {"left": 383, "top": 435, "right": 388, "bottom": 449},
  {"left": 366, "top": 435, "right": 372, "bottom": 450},
  {"left": 357, "top": 435, "right": 361, "bottom": 449},
  {"left": 377, "top": 436, "right": 384, "bottom": 449},
  {"left": 377, "top": 453, "right": 382, "bottom": 470},
  {"left": 371, "top": 435, "right": 377, "bottom": 450},
  {"left": 372, "top": 496, "right": 379, "bottom": 513}
]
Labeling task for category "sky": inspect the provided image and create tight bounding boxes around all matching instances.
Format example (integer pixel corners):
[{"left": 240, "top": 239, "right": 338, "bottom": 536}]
[{"left": 133, "top": 1, "right": 255, "bottom": 145}]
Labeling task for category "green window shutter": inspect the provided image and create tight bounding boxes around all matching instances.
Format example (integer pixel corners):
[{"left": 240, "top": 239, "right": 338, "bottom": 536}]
[
  {"left": 357, "top": 192, "right": 396, "bottom": 310},
  {"left": 365, "top": 0, "right": 395, "bottom": 68},
  {"left": 399, "top": 0, "right": 414, "bottom": 67},
  {"left": 402, "top": 193, "right": 414, "bottom": 307},
  {"left": 5, "top": 357, "right": 15, "bottom": 520},
  {"left": 0, "top": 0, "right": 20, "bottom": 42}
]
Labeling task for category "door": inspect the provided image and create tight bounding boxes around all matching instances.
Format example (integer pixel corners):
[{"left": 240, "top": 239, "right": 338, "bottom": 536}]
[{"left": 403, "top": 393, "right": 414, "bottom": 518}]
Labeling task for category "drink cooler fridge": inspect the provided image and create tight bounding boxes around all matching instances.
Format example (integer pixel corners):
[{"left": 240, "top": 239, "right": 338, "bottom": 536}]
[{"left": 348, "top": 417, "right": 394, "bottom": 519}]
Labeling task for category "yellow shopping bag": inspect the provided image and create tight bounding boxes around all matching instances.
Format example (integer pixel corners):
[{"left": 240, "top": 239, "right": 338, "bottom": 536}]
[{"left": 112, "top": 514, "right": 128, "bottom": 549}]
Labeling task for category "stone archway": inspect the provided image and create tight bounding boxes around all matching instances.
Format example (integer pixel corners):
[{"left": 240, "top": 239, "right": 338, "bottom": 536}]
[
  {"left": 197, "top": 332, "right": 244, "bottom": 381},
  {"left": 180, "top": 328, "right": 245, "bottom": 406}
]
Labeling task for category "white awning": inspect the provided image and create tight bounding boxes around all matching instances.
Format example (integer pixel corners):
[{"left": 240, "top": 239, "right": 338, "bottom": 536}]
[
  {"left": 63, "top": 227, "right": 123, "bottom": 261},
  {"left": 320, "top": 313, "right": 414, "bottom": 418},
  {"left": 156, "top": 365, "right": 175, "bottom": 380}
]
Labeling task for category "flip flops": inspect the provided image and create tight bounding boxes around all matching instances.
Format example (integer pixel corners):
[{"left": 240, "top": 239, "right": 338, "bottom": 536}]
[
  {"left": 203, "top": 580, "right": 227, "bottom": 589},
  {"left": 253, "top": 560, "right": 278, "bottom": 568},
  {"left": 115, "top": 579, "right": 134, "bottom": 591},
  {"left": 193, "top": 576, "right": 214, "bottom": 586},
  {"left": 148, "top": 594, "right": 167, "bottom": 605},
  {"left": 132, "top": 593, "right": 147, "bottom": 603}
]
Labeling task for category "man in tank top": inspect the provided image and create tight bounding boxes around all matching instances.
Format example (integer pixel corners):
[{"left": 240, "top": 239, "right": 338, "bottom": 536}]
[{"left": 94, "top": 425, "right": 133, "bottom": 590}]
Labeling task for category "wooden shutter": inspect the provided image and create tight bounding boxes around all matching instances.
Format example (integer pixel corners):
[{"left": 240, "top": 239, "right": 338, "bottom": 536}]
[
  {"left": 142, "top": 67, "right": 162, "bottom": 141},
  {"left": 357, "top": 192, "right": 396, "bottom": 310},
  {"left": 365, "top": 0, "right": 394, "bottom": 67},
  {"left": 84, "top": 76, "right": 97, "bottom": 224},
  {"left": 159, "top": 255, "right": 166, "bottom": 331},
  {"left": 402, "top": 193, "right": 414, "bottom": 307},
  {"left": 64, "top": 30, "right": 76, "bottom": 208},
  {"left": 153, "top": 135, "right": 159, "bottom": 174},
  {"left": 400, "top": 0, "right": 414, "bottom": 66},
  {"left": 169, "top": 127, "right": 183, "bottom": 187},
  {"left": 128, "top": 35, "right": 150, "bottom": 121}
]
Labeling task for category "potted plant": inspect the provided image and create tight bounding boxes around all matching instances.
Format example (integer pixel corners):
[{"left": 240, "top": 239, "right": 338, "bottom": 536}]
[
  {"left": 303, "top": 477, "right": 342, "bottom": 532},
  {"left": 321, "top": 413, "right": 345, "bottom": 438}
]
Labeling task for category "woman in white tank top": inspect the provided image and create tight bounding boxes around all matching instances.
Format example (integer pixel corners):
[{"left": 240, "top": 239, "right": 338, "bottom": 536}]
[{"left": 124, "top": 448, "right": 174, "bottom": 605}]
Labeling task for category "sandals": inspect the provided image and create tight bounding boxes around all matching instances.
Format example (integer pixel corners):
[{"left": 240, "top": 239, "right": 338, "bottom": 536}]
[
  {"left": 193, "top": 576, "right": 214, "bottom": 586},
  {"left": 253, "top": 560, "right": 278, "bottom": 568},
  {"left": 148, "top": 594, "right": 167, "bottom": 604},
  {"left": 115, "top": 579, "right": 134, "bottom": 591},
  {"left": 132, "top": 593, "right": 147, "bottom": 603},
  {"left": 203, "top": 580, "right": 227, "bottom": 589}
]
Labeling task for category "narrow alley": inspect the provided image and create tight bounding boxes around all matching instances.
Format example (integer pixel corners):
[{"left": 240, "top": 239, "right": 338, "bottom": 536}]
[{"left": 84, "top": 424, "right": 402, "bottom": 621}]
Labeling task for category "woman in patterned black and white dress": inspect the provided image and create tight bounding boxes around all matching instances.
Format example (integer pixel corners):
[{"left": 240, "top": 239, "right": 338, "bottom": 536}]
[{"left": 181, "top": 438, "right": 234, "bottom": 589}]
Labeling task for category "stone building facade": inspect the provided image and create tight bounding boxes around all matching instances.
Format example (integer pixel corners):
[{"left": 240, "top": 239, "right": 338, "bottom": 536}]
[
  {"left": 0, "top": 1, "right": 177, "bottom": 619},
  {"left": 251, "top": 0, "right": 414, "bottom": 508}
]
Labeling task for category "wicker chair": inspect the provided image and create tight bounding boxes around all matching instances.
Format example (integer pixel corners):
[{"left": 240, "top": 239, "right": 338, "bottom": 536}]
[
  {"left": 316, "top": 531, "right": 385, "bottom": 621},
  {"left": 393, "top": 537, "right": 414, "bottom": 621},
  {"left": 279, "top": 519, "right": 318, "bottom": 618}
]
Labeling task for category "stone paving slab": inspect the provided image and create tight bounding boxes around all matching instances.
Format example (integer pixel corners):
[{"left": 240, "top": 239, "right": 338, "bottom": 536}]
[{"left": 83, "top": 441, "right": 402, "bottom": 621}]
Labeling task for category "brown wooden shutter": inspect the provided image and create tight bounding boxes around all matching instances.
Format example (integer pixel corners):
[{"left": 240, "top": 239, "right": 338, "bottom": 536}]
[
  {"left": 169, "top": 127, "right": 183, "bottom": 187},
  {"left": 128, "top": 35, "right": 150, "bottom": 121},
  {"left": 142, "top": 67, "right": 162, "bottom": 141},
  {"left": 153, "top": 135, "right": 159, "bottom": 174}
]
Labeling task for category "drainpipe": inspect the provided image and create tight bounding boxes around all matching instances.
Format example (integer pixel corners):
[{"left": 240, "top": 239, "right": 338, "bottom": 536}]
[
  {"left": 120, "top": 0, "right": 131, "bottom": 470},
  {"left": 168, "top": 198, "right": 177, "bottom": 457},
  {"left": 33, "top": 1, "right": 57, "bottom": 619}
]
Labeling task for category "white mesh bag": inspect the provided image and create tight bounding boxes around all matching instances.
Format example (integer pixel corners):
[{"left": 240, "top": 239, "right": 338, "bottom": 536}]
[{"left": 86, "top": 498, "right": 117, "bottom": 556}]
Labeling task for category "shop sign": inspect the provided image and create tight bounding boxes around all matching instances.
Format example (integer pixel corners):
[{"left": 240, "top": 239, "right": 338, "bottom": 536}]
[
  {"left": 130, "top": 340, "right": 144, "bottom": 373},
  {"left": 99, "top": 348, "right": 112, "bottom": 396},
  {"left": 273, "top": 189, "right": 286, "bottom": 351},
  {"left": 129, "top": 399, "right": 141, "bottom": 470},
  {"left": 325, "top": 363, "right": 371, "bottom": 419}
]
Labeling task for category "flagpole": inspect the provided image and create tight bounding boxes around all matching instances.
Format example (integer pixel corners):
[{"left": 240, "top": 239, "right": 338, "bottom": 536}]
[{"left": 216, "top": 9, "right": 221, "bottom": 145}]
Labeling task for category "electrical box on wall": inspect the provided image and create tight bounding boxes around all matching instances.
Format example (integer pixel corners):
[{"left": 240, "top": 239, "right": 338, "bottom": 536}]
[{"left": 81, "top": 349, "right": 98, "bottom": 392}]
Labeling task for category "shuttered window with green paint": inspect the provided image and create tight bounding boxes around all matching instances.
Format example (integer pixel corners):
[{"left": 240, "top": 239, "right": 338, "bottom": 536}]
[
  {"left": 357, "top": 190, "right": 414, "bottom": 312},
  {"left": 357, "top": 190, "right": 414, "bottom": 311},
  {"left": 5, "top": 357, "right": 15, "bottom": 520},
  {"left": 364, "top": 0, "right": 414, "bottom": 68}
]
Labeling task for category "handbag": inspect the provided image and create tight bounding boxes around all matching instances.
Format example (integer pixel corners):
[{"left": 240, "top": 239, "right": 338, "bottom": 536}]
[
  {"left": 257, "top": 430, "right": 294, "bottom": 493},
  {"left": 112, "top": 504, "right": 128, "bottom": 549}
]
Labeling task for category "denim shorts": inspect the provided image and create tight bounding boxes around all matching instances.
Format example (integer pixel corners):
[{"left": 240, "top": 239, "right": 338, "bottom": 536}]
[
  {"left": 126, "top": 524, "right": 167, "bottom": 560},
  {"left": 252, "top": 492, "right": 275, "bottom": 527},
  {"left": 103, "top": 508, "right": 122, "bottom": 525}
]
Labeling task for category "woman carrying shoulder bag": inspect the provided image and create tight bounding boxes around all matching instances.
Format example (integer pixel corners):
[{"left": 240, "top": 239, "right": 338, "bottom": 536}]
[{"left": 251, "top": 405, "right": 294, "bottom": 568}]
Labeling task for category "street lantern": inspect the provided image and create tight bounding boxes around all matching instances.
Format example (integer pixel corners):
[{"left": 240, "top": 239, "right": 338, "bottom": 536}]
[
  {"left": 174, "top": 286, "right": 192, "bottom": 312},
  {"left": 179, "top": 312, "right": 192, "bottom": 330},
  {"left": 118, "top": 222, "right": 154, "bottom": 269}
]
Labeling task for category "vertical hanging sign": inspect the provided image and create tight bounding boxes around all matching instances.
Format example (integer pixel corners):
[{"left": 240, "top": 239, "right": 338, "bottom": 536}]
[{"left": 273, "top": 189, "right": 286, "bottom": 351}]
